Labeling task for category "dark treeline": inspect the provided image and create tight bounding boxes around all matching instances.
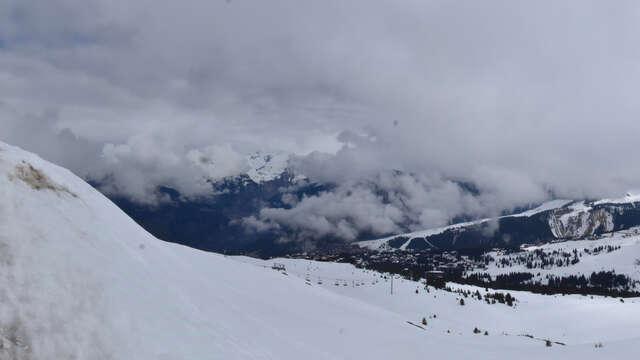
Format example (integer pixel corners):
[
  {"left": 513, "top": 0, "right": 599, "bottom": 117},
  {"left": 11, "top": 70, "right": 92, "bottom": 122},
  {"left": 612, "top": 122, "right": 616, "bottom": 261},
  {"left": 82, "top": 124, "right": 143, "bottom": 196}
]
[
  {"left": 459, "top": 271, "right": 640, "bottom": 298},
  {"left": 484, "top": 245, "right": 621, "bottom": 270}
]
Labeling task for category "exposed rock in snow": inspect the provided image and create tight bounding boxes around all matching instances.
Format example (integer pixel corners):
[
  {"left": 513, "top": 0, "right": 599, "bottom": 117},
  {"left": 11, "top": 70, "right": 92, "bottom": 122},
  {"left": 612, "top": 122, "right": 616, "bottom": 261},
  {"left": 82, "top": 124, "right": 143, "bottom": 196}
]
[{"left": 549, "top": 202, "right": 614, "bottom": 239}]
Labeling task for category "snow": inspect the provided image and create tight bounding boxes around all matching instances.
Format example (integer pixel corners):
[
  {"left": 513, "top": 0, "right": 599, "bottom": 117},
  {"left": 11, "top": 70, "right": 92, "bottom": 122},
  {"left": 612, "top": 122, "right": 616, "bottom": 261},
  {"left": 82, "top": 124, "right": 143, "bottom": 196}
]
[
  {"left": 481, "top": 228, "right": 640, "bottom": 282},
  {"left": 246, "top": 151, "right": 289, "bottom": 183},
  {"left": 362, "top": 196, "right": 638, "bottom": 251},
  {"left": 592, "top": 192, "right": 640, "bottom": 206},
  {"left": 237, "top": 257, "right": 640, "bottom": 354},
  {"left": 510, "top": 199, "right": 573, "bottom": 217},
  {"left": 358, "top": 218, "right": 492, "bottom": 250},
  {"left": 1, "top": 141, "right": 639, "bottom": 359},
  {"left": 360, "top": 200, "right": 573, "bottom": 250}
]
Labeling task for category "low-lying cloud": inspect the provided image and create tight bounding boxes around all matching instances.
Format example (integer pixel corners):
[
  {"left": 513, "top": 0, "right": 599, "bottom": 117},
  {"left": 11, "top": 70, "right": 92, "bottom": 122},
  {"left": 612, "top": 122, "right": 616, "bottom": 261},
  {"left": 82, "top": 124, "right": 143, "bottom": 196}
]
[{"left": 3, "top": 0, "right": 640, "bottom": 239}]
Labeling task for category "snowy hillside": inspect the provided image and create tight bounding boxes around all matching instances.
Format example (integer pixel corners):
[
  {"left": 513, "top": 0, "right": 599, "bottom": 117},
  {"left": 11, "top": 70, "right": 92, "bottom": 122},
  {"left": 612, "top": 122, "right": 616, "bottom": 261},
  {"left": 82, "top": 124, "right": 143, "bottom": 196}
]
[
  {"left": 360, "top": 198, "right": 640, "bottom": 251},
  {"left": 0, "top": 141, "right": 639, "bottom": 359},
  {"left": 238, "top": 256, "right": 640, "bottom": 348},
  {"left": 356, "top": 201, "right": 565, "bottom": 251},
  {"left": 477, "top": 228, "right": 640, "bottom": 284}
]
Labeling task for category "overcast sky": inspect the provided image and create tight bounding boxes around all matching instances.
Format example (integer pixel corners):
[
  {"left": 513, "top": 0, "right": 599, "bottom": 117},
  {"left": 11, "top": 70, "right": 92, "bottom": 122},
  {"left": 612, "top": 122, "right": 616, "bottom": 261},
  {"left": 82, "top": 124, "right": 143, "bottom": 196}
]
[{"left": 3, "top": 1, "right": 640, "bottom": 239}]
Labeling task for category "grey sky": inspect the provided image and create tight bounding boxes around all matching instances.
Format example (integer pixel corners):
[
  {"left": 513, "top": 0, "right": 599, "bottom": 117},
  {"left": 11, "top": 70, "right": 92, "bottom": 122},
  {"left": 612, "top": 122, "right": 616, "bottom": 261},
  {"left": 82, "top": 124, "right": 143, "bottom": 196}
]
[{"left": 2, "top": 0, "right": 640, "bottom": 238}]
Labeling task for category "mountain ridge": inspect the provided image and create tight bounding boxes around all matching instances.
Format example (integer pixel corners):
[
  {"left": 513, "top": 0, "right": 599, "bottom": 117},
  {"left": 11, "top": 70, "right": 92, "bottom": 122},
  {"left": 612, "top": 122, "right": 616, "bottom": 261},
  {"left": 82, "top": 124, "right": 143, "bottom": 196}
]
[{"left": 359, "top": 198, "right": 640, "bottom": 251}]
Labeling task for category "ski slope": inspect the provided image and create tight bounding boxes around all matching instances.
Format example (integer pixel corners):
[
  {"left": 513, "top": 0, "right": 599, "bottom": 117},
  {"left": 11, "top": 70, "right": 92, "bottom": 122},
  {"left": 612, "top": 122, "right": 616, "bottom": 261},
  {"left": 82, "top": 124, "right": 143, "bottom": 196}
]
[
  {"left": 357, "top": 218, "right": 492, "bottom": 250},
  {"left": 480, "top": 228, "right": 640, "bottom": 282},
  {"left": 357, "top": 200, "right": 573, "bottom": 251},
  {"left": 237, "top": 256, "right": 640, "bottom": 346},
  {"left": 0, "top": 141, "right": 639, "bottom": 359}
]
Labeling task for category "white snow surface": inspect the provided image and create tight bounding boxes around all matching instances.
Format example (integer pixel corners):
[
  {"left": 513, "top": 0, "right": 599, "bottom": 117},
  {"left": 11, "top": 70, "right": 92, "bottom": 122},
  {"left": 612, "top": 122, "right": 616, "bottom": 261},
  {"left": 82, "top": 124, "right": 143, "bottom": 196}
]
[
  {"left": 0, "top": 141, "right": 639, "bottom": 359},
  {"left": 237, "top": 257, "right": 640, "bottom": 356},
  {"left": 510, "top": 199, "right": 573, "bottom": 217},
  {"left": 481, "top": 228, "right": 640, "bottom": 282},
  {"left": 592, "top": 192, "right": 640, "bottom": 206},
  {"left": 246, "top": 151, "right": 289, "bottom": 183},
  {"left": 357, "top": 219, "right": 494, "bottom": 250}
]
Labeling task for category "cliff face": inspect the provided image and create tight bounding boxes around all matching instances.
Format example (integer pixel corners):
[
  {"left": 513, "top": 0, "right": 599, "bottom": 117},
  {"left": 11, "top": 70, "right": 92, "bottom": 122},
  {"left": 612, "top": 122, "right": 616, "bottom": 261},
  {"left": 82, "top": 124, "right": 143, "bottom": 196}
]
[{"left": 549, "top": 207, "right": 614, "bottom": 239}]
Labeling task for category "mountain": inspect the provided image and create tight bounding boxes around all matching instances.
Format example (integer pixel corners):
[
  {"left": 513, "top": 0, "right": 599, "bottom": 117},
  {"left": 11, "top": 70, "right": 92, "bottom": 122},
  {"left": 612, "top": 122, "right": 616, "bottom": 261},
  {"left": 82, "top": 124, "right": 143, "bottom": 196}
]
[
  {"left": 359, "top": 198, "right": 640, "bottom": 251},
  {"left": 95, "top": 150, "right": 321, "bottom": 256},
  {"left": 2, "top": 141, "right": 640, "bottom": 358},
  {"left": 103, "top": 167, "right": 329, "bottom": 257}
]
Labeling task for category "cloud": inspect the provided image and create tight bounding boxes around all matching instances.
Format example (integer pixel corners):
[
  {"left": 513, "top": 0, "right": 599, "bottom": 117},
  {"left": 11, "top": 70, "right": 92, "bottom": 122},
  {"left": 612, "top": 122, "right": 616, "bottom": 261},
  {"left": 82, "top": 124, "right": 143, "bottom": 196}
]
[
  {"left": 3, "top": 1, "right": 640, "bottom": 236},
  {"left": 96, "top": 134, "right": 254, "bottom": 203},
  {"left": 243, "top": 172, "right": 488, "bottom": 242}
]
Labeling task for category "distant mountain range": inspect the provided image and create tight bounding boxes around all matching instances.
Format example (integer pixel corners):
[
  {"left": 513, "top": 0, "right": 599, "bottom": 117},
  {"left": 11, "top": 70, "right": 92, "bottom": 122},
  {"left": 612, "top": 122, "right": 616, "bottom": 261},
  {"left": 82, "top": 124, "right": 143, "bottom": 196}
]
[
  {"left": 91, "top": 151, "right": 640, "bottom": 256},
  {"left": 359, "top": 195, "right": 640, "bottom": 252},
  {"left": 101, "top": 152, "right": 331, "bottom": 257}
]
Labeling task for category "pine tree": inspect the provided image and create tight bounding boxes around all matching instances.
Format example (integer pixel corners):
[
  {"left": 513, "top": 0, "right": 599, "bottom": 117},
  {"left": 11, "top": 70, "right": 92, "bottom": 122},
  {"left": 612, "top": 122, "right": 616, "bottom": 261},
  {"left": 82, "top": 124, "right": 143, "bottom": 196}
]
[{"left": 505, "top": 293, "right": 514, "bottom": 306}]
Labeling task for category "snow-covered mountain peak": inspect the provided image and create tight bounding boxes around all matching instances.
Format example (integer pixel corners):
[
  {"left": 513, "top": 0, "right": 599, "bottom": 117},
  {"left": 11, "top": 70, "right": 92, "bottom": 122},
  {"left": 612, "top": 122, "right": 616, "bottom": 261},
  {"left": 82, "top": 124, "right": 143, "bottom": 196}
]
[
  {"left": 592, "top": 192, "right": 640, "bottom": 205},
  {"left": 246, "top": 151, "right": 290, "bottom": 183}
]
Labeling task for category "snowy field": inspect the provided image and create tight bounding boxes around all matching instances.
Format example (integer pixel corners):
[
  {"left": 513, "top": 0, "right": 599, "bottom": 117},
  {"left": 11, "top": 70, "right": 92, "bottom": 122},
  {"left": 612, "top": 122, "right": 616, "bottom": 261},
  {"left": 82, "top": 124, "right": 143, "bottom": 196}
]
[
  {"left": 478, "top": 228, "right": 640, "bottom": 282},
  {"left": 237, "top": 256, "right": 640, "bottom": 349},
  {"left": 1, "top": 140, "right": 639, "bottom": 359}
]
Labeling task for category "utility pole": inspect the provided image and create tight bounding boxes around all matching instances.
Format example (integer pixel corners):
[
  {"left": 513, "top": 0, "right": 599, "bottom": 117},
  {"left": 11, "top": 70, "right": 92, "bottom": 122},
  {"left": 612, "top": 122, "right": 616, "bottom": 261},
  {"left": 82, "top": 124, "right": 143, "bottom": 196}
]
[{"left": 390, "top": 275, "right": 394, "bottom": 295}]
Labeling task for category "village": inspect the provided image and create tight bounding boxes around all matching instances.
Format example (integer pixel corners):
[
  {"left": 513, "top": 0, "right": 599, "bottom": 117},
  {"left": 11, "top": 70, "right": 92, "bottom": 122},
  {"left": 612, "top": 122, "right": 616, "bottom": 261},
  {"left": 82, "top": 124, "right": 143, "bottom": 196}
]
[{"left": 283, "top": 246, "right": 489, "bottom": 288}]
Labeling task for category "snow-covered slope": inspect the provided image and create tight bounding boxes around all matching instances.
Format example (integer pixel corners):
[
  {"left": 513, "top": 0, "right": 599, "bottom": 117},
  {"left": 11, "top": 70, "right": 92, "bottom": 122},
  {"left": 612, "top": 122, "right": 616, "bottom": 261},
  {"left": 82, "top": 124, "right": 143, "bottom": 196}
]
[
  {"left": 1, "top": 141, "right": 638, "bottom": 359},
  {"left": 357, "top": 200, "right": 577, "bottom": 251},
  {"left": 478, "top": 228, "right": 640, "bottom": 283},
  {"left": 238, "top": 256, "right": 640, "bottom": 348},
  {"left": 360, "top": 198, "right": 640, "bottom": 251},
  {"left": 357, "top": 218, "right": 492, "bottom": 250}
]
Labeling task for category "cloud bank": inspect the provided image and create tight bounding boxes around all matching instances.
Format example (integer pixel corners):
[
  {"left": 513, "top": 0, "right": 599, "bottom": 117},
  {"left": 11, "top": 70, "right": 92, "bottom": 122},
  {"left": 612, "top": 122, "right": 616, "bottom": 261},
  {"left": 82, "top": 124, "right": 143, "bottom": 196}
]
[{"left": 3, "top": 0, "right": 640, "bottom": 238}]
